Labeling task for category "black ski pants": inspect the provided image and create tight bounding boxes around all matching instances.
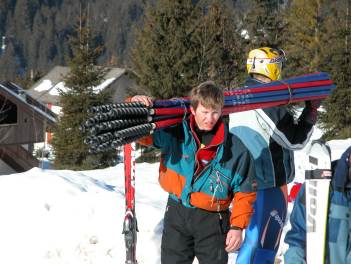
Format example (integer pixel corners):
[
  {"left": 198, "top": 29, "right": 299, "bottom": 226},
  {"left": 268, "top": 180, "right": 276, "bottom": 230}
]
[{"left": 161, "top": 197, "right": 230, "bottom": 264}]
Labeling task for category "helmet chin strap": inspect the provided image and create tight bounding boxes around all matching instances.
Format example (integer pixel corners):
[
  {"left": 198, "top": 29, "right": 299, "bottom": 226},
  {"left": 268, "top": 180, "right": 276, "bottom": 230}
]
[{"left": 252, "top": 73, "right": 271, "bottom": 83}]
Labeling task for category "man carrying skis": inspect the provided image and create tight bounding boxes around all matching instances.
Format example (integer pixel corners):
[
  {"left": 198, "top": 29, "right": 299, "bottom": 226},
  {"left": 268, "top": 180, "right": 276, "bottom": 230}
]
[
  {"left": 229, "top": 47, "right": 320, "bottom": 263},
  {"left": 284, "top": 145, "right": 351, "bottom": 264},
  {"left": 130, "top": 81, "right": 256, "bottom": 264}
]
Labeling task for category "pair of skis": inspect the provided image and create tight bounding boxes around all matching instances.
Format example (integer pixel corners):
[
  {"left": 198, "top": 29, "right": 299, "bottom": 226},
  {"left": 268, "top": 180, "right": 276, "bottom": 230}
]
[
  {"left": 81, "top": 72, "right": 335, "bottom": 154},
  {"left": 304, "top": 140, "right": 332, "bottom": 264}
]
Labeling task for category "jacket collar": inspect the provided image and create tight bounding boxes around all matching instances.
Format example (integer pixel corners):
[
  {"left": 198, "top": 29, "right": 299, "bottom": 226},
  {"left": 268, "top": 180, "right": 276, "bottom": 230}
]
[{"left": 189, "top": 114, "right": 225, "bottom": 147}]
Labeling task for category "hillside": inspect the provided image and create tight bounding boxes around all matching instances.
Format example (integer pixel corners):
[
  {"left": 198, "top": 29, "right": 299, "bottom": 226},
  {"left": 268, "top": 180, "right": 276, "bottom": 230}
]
[
  {"left": 0, "top": 0, "right": 148, "bottom": 81},
  {"left": 0, "top": 0, "right": 259, "bottom": 82}
]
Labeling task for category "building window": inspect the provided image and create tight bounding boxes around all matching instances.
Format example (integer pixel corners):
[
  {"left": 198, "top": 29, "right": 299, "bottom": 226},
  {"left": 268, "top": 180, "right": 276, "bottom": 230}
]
[{"left": 0, "top": 95, "right": 17, "bottom": 124}]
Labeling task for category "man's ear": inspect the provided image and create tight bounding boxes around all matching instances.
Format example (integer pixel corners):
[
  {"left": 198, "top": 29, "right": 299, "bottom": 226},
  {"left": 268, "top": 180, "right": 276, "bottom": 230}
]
[{"left": 190, "top": 106, "right": 195, "bottom": 116}]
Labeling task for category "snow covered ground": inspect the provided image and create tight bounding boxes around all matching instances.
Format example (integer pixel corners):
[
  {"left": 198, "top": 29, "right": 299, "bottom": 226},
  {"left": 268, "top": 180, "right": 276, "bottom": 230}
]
[
  {"left": 0, "top": 163, "right": 166, "bottom": 264},
  {"left": 0, "top": 132, "right": 350, "bottom": 263}
]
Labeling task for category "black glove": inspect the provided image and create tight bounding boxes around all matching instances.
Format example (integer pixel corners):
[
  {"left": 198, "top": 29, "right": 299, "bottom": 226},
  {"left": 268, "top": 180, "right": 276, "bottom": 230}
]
[
  {"left": 305, "top": 100, "right": 322, "bottom": 110},
  {"left": 300, "top": 100, "right": 322, "bottom": 125}
]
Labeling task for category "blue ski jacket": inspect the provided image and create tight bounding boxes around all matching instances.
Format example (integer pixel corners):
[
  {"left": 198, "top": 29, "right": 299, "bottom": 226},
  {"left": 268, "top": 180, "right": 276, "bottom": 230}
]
[
  {"left": 229, "top": 78, "right": 315, "bottom": 189},
  {"left": 284, "top": 146, "right": 351, "bottom": 264}
]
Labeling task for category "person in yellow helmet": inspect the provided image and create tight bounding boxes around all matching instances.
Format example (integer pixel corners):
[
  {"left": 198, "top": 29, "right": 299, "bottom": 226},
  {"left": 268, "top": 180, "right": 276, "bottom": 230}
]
[
  {"left": 229, "top": 47, "right": 321, "bottom": 263},
  {"left": 246, "top": 47, "right": 286, "bottom": 81}
]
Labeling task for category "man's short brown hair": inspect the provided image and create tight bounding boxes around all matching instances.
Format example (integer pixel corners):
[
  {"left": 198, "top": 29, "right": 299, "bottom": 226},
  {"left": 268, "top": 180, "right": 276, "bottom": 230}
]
[{"left": 190, "top": 81, "right": 224, "bottom": 110}]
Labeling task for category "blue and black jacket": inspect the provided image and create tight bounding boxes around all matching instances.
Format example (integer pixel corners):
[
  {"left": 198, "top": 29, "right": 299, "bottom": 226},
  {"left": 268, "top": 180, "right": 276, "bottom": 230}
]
[{"left": 229, "top": 78, "right": 315, "bottom": 189}]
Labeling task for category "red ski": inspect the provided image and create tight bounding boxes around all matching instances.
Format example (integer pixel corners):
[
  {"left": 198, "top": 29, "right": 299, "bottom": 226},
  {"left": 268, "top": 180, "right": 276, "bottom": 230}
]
[{"left": 122, "top": 142, "right": 138, "bottom": 264}]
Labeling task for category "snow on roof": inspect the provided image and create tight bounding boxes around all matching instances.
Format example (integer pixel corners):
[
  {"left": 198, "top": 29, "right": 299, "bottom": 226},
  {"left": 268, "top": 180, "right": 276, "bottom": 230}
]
[
  {"left": 46, "top": 77, "right": 118, "bottom": 96},
  {"left": 49, "top": 82, "right": 68, "bottom": 96},
  {"left": 0, "top": 82, "right": 57, "bottom": 123},
  {"left": 92, "top": 78, "right": 116, "bottom": 93},
  {"left": 91, "top": 68, "right": 126, "bottom": 93},
  {"left": 31, "top": 67, "right": 126, "bottom": 99},
  {"left": 34, "top": 80, "right": 53, "bottom": 92}
]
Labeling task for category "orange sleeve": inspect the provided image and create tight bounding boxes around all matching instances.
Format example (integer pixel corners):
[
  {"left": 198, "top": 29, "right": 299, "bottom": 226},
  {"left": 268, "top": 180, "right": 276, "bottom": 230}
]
[{"left": 230, "top": 192, "right": 256, "bottom": 229}]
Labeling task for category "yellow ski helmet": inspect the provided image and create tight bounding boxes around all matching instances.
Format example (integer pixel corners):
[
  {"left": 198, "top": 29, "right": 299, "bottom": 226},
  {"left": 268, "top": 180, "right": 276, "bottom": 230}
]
[{"left": 246, "top": 47, "right": 286, "bottom": 81}]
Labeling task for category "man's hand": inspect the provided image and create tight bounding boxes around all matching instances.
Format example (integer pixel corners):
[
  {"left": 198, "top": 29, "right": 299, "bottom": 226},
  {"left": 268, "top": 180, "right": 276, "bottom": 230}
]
[
  {"left": 131, "top": 95, "right": 153, "bottom": 107},
  {"left": 225, "top": 229, "right": 243, "bottom": 252}
]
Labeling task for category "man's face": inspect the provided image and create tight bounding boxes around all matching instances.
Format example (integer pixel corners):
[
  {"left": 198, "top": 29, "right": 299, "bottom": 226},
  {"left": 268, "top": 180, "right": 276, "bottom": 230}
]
[{"left": 190, "top": 102, "right": 222, "bottom": 131}]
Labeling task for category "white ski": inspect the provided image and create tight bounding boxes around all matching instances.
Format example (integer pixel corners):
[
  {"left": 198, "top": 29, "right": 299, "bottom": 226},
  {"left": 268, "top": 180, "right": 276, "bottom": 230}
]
[{"left": 304, "top": 140, "right": 332, "bottom": 264}]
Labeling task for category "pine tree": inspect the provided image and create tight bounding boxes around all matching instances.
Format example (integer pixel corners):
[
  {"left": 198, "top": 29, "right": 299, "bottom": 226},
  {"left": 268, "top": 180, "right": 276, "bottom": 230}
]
[
  {"left": 320, "top": 0, "right": 351, "bottom": 139},
  {"left": 0, "top": 41, "right": 20, "bottom": 80},
  {"left": 130, "top": 0, "right": 201, "bottom": 98},
  {"left": 0, "top": 0, "right": 12, "bottom": 33},
  {"left": 193, "top": 1, "right": 246, "bottom": 87},
  {"left": 242, "top": 0, "right": 286, "bottom": 50},
  {"left": 51, "top": 12, "right": 116, "bottom": 170},
  {"left": 130, "top": 0, "right": 247, "bottom": 98},
  {"left": 283, "top": 0, "right": 351, "bottom": 138},
  {"left": 282, "top": 0, "right": 326, "bottom": 76}
]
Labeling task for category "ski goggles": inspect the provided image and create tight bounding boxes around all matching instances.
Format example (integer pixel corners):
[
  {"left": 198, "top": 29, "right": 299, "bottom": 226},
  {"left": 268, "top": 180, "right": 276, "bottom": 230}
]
[
  {"left": 247, "top": 48, "right": 287, "bottom": 68},
  {"left": 247, "top": 55, "right": 286, "bottom": 67}
]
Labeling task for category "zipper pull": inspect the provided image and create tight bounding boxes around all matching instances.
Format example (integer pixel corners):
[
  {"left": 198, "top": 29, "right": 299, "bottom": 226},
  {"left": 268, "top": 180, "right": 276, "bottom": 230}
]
[
  {"left": 218, "top": 212, "right": 222, "bottom": 220},
  {"left": 217, "top": 202, "right": 221, "bottom": 212},
  {"left": 210, "top": 182, "right": 214, "bottom": 192},
  {"left": 211, "top": 184, "right": 219, "bottom": 207}
]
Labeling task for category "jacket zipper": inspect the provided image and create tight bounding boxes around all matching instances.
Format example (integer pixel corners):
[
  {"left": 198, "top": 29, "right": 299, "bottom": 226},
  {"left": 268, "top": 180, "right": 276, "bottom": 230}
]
[
  {"left": 193, "top": 162, "right": 212, "bottom": 184},
  {"left": 193, "top": 146, "right": 221, "bottom": 184}
]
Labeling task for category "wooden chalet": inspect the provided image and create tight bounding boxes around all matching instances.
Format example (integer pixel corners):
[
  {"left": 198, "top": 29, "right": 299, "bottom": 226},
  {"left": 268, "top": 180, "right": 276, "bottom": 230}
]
[{"left": 0, "top": 81, "right": 56, "bottom": 174}]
